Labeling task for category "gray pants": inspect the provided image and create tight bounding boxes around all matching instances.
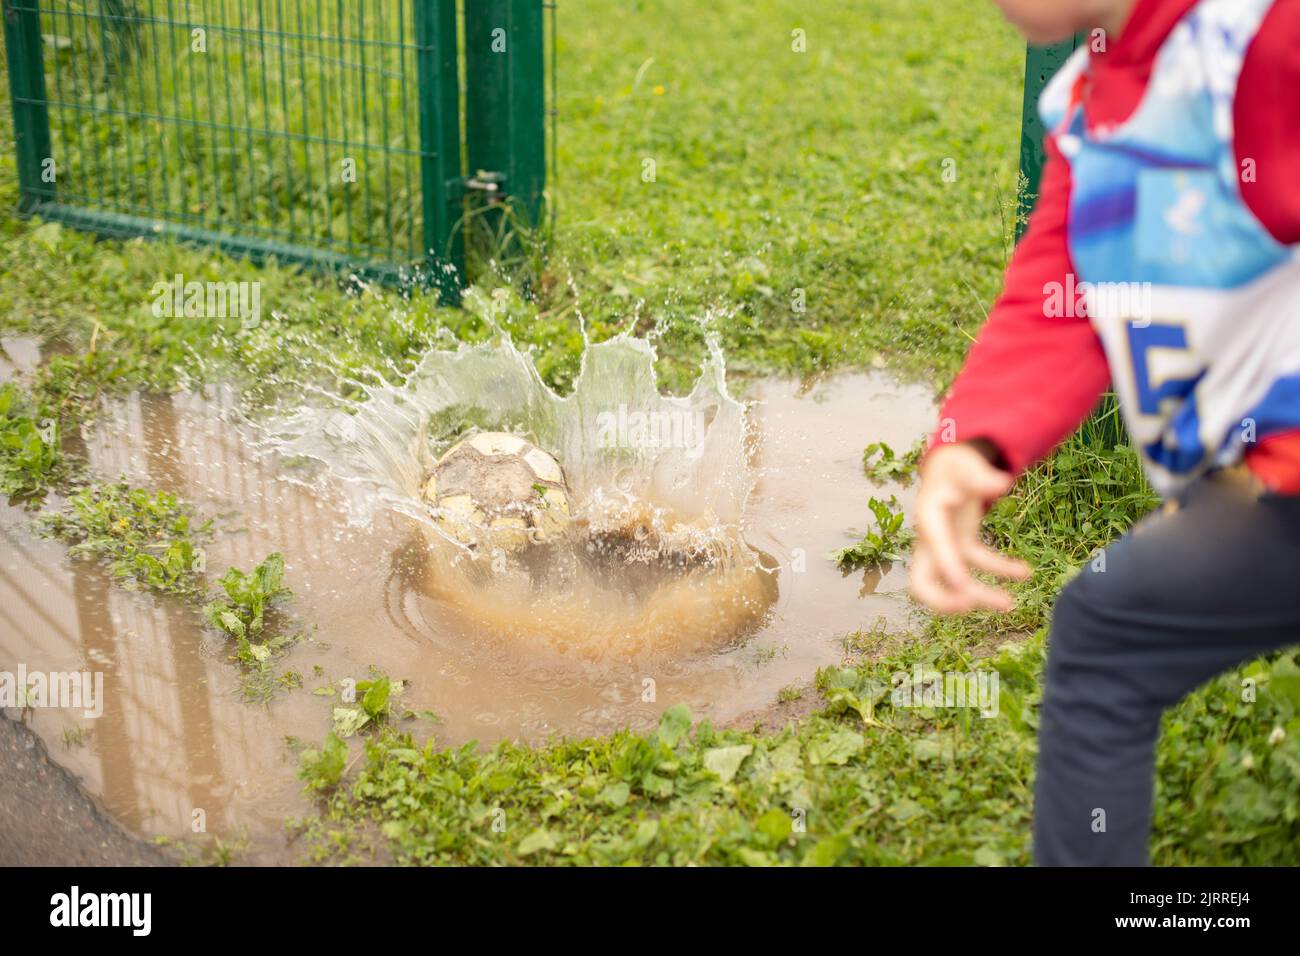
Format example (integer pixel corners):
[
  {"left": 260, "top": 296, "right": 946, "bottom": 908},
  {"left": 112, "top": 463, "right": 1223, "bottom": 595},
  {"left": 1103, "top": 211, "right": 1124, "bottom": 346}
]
[{"left": 1034, "top": 468, "right": 1300, "bottom": 865}]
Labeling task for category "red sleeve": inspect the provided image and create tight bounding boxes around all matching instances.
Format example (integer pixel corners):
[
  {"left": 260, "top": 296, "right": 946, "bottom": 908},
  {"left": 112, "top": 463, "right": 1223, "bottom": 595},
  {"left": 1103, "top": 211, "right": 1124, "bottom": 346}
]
[
  {"left": 1231, "top": 0, "right": 1300, "bottom": 489},
  {"left": 929, "top": 134, "right": 1111, "bottom": 475},
  {"left": 1236, "top": 0, "right": 1300, "bottom": 245}
]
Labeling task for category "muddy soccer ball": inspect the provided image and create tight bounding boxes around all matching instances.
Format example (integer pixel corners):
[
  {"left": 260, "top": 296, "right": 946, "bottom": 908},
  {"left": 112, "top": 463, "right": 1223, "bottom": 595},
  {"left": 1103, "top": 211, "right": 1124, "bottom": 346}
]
[{"left": 422, "top": 432, "right": 572, "bottom": 552}]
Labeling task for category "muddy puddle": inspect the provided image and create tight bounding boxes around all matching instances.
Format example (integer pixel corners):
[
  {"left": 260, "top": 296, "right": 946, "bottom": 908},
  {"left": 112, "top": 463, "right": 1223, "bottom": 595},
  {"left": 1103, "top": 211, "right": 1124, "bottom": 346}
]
[{"left": 0, "top": 370, "right": 933, "bottom": 858}]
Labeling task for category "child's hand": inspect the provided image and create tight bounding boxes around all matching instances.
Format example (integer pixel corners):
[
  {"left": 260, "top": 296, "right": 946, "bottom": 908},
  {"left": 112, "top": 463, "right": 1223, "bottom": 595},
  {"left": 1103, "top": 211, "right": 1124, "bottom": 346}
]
[{"left": 909, "top": 442, "right": 1030, "bottom": 614}]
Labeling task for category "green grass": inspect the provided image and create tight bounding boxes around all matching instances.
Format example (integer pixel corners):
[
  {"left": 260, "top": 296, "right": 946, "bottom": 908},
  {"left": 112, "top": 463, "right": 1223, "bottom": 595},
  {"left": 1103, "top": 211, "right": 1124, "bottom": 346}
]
[
  {"left": 35, "top": 479, "right": 301, "bottom": 699},
  {"left": 862, "top": 438, "right": 925, "bottom": 483},
  {"left": 37, "top": 480, "right": 212, "bottom": 594},
  {"left": 202, "top": 551, "right": 303, "bottom": 700},
  {"left": 296, "top": 633, "right": 1300, "bottom": 866},
  {"left": 3, "top": 1, "right": 1298, "bottom": 865},
  {"left": 832, "top": 494, "right": 914, "bottom": 571},
  {"left": 297, "top": 641, "right": 1044, "bottom": 866},
  {"left": 550, "top": 0, "right": 1023, "bottom": 380},
  {"left": 3, "top": 0, "right": 1023, "bottom": 392},
  {"left": 0, "top": 381, "right": 68, "bottom": 499}
]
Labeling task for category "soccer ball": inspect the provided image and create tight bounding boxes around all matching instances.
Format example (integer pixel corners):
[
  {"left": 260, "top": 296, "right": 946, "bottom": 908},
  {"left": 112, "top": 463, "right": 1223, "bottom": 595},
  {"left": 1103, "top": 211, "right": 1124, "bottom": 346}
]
[{"left": 421, "top": 432, "right": 573, "bottom": 553}]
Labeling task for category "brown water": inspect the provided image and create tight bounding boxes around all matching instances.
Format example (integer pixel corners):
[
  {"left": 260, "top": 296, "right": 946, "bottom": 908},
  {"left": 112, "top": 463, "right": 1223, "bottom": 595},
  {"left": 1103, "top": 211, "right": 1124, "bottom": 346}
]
[{"left": 0, "top": 372, "right": 933, "bottom": 858}]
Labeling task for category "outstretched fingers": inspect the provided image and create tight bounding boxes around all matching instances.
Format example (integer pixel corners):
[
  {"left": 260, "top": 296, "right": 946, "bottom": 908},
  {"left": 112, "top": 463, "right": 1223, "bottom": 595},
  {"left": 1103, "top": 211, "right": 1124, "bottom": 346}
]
[
  {"left": 914, "top": 489, "right": 972, "bottom": 596},
  {"left": 964, "top": 540, "right": 1030, "bottom": 581},
  {"left": 909, "top": 547, "right": 972, "bottom": 614}
]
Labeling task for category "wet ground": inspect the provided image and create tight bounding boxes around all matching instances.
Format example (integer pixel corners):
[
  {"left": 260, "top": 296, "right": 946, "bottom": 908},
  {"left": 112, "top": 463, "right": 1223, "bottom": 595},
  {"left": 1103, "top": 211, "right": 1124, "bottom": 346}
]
[
  {"left": 0, "top": 712, "right": 173, "bottom": 866},
  {"left": 0, "top": 364, "right": 934, "bottom": 861}
]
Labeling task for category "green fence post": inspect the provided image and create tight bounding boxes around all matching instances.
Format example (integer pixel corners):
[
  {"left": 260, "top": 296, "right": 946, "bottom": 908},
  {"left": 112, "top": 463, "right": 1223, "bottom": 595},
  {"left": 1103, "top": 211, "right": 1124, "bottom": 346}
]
[
  {"left": 1015, "top": 39, "right": 1078, "bottom": 240},
  {"left": 464, "top": 0, "right": 547, "bottom": 232},
  {"left": 415, "top": 0, "right": 465, "bottom": 302},
  {"left": 3, "top": 0, "right": 54, "bottom": 213}
]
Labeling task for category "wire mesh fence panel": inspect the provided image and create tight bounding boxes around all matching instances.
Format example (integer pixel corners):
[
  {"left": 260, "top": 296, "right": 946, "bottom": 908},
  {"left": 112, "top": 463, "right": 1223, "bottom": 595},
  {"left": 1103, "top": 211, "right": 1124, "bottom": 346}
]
[{"left": 4, "top": 0, "right": 464, "bottom": 294}]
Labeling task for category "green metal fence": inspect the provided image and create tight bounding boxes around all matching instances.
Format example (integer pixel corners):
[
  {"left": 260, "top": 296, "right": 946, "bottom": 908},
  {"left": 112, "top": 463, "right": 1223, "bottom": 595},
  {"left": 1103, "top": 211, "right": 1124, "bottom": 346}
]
[{"left": 2, "top": 0, "right": 548, "bottom": 300}]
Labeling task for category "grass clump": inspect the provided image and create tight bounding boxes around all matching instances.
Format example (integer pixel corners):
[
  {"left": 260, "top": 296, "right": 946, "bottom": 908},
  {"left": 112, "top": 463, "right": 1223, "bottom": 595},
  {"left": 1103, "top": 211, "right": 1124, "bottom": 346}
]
[
  {"left": 203, "top": 552, "right": 293, "bottom": 653},
  {"left": 833, "top": 495, "right": 914, "bottom": 571},
  {"left": 300, "top": 733, "right": 350, "bottom": 796},
  {"left": 0, "top": 382, "right": 66, "bottom": 501},
  {"left": 203, "top": 552, "right": 302, "bottom": 701},
  {"left": 331, "top": 673, "right": 407, "bottom": 739},
  {"left": 861, "top": 438, "right": 925, "bottom": 484},
  {"left": 37, "top": 481, "right": 301, "bottom": 701},
  {"left": 38, "top": 481, "right": 210, "bottom": 595}
]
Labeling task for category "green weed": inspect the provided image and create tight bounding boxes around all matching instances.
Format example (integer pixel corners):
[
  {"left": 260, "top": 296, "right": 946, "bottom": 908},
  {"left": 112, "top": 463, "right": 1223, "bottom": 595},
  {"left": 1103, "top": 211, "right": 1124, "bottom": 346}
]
[
  {"left": 833, "top": 495, "right": 915, "bottom": 571},
  {"left": 300, "top": 732, "right": 350, "bottom": 795},
  {"left": 0, "top": 383, "right": 64, "bottom": 502},
  {"left": 38, "top": 481, "right": 210, "bottom": 595},
  {"left": 862, "top": 438, "right": 925, "bottom": 484},
  {"left": 332, "top": 671, "right": 406, "bottom": 738},
  {"left": 203, "top": 553, "right": 300, "bottom": 702}
]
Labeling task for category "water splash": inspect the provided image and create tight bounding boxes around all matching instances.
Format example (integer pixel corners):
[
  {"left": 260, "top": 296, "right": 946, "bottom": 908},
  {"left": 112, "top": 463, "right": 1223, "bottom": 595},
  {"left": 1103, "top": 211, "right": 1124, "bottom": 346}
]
[{"left": 260, "top": 303, "right": 775, "bottom": 661}]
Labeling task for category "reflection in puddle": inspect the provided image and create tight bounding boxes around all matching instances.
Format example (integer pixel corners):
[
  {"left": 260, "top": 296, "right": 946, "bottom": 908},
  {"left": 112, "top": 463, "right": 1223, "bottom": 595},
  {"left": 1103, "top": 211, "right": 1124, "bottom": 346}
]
[
  {"left": 0, "top": 336, "right": 42, "bottom": 383},
  {"left": 857, "top": 561, "right": 893, "bottom": 597},
  {"left": 0, "top": 372, "right": 933, "bottom": 857}
]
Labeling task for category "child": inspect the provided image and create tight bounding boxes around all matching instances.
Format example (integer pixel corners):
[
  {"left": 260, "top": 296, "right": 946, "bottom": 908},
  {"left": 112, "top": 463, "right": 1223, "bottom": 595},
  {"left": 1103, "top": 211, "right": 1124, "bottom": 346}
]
[{"left": 912, "top": 0, "right": 1300, "bottom": 864}]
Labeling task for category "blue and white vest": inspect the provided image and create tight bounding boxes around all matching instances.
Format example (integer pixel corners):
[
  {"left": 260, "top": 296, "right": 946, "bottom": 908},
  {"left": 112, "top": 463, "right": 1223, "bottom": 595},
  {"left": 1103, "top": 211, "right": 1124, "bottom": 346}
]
[{"left": 1040, "top": 0, "right": 1300, "bottom": 496}]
